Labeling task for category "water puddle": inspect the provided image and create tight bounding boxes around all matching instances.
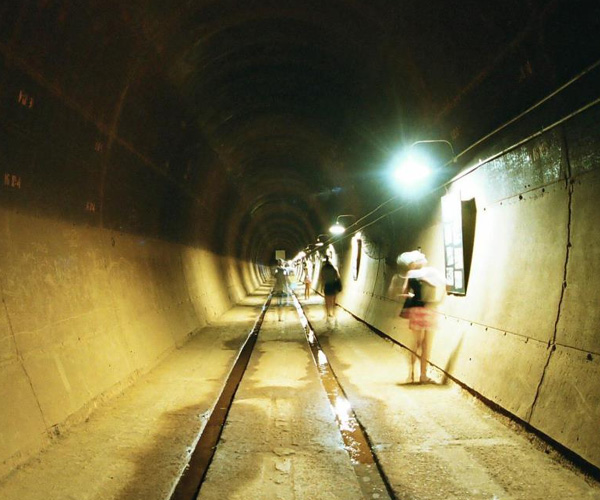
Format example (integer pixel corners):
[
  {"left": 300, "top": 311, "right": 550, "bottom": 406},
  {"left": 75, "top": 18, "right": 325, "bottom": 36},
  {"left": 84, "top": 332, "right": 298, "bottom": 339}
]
[{"left": 292, "top": 295, "right": 395, "bottom": 499}]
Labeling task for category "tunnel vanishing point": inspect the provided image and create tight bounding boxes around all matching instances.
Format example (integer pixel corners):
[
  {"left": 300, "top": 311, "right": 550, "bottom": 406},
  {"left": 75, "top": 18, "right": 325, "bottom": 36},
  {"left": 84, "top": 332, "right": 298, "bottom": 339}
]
[{"left": 1, "top": 1, "right": 600, "bottom": 498}]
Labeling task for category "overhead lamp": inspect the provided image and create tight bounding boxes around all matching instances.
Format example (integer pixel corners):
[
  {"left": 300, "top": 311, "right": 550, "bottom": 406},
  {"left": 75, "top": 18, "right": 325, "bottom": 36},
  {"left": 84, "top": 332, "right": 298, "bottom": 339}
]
[
  {"left": 329, "top": 223, "right": 345, "bottom": 235},
  {"left": 392, "top": 139, "right": 455, "bottom": 187},
  {"left": 410, "top": 139, "right": 455, "bottom": 157},
  {"left": 315, "top": 233, "right": 329, "bottom": 246},
  {"left": 393, "top": 151, "right": 431, "bottom": 185},
  {"left": 329, "top": 214, "right": 355, "bottom": 235}
]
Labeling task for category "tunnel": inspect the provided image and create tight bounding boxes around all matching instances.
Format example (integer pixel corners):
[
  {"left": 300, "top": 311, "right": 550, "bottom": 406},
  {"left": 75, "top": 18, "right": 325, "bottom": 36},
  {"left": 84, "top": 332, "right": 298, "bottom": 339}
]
[{"left": 1, "top": 1, "right": 600, "bottom": 498}]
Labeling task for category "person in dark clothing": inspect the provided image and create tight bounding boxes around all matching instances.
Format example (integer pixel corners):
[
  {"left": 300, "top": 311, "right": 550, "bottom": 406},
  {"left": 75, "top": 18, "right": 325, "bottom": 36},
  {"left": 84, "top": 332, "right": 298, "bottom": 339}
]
[{"left": 319, "top": 257, "right": 341, "bottom": 326}]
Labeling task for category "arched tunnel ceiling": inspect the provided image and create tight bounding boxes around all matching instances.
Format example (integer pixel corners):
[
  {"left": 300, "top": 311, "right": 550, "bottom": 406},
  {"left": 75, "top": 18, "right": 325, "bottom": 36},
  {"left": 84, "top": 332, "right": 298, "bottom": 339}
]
[
  {"left": 1, "top": 0, "right": 598, "bottom": 264},
  {"left": 155, "top": 0, "right": 599, "bottom": 264}
]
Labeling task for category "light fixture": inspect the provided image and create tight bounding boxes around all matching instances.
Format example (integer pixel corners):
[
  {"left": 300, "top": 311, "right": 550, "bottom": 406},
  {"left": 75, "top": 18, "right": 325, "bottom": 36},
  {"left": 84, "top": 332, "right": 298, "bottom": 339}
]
[
  {"left": 315, "top": 233, "right": 329, "bottom": 246},
  {"left": 392, "top": 139, "right": 455, "bottom": 187},
  {"left": 393, "top": 151, "right": 432, "bottom": 185},
  {"left": 411, "top": 139, "right": 455, "bottom": 157},
  {"left": 329, "top": 223, "right": 345, "bottom": 235},
  {"left": 329, "top": 214, "right": 355, "bottom": 235}
]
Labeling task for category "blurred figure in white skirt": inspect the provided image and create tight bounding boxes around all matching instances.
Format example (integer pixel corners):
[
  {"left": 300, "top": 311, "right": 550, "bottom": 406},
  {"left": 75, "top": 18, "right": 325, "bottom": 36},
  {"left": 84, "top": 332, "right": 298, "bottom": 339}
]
[{"left": 389, "top": 250, "right": 446, "bottom": 383}]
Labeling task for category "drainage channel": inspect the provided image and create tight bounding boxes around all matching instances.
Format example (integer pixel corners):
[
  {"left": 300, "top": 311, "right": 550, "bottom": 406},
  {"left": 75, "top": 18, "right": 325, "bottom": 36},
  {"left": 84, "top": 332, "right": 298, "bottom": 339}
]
[
  {"left": 291, "top": 294, "right": 397, "bottom": 500},
  {"left": 169, "top": 294, "right": 272, "bottom": 500}
]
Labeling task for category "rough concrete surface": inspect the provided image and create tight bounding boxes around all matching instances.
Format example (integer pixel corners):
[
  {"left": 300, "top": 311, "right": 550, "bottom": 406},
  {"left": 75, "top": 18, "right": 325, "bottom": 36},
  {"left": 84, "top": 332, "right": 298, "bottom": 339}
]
[
  {"left": 529, "top": 344, "right": 600, "bottom": 468},
  {"left": 0, "top": 294, "right": 265, "bottom": 500},
  {"left": 198, "top": 298, "right": 365, "bottom": 500},
  {"left": 0, "top": 208, "right": 247, "bottom": 476},
  {"left": 1, "top": 289, "right": 599, "bottom": 499},
  {"left": 557, "top": 169, "right": 600, "bottom": 353},
  {"left": 303, "top": 301, "right": 600, "bottom": 500}
]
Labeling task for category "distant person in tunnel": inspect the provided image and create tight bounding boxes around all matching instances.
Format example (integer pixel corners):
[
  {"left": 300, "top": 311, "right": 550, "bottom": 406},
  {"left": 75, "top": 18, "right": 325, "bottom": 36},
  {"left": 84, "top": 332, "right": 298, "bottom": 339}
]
[
  {"left": 319, "top": 256, "right": 341, "bottom": 326},
  {"left": 302, "top": 262, "right": 312, "bottom": 300},
  {"left": 273, "top": 259, "right": 291, "bottom": 321},
  {"left": 389, "top": 250, "right": 446, "bottom": 383}
]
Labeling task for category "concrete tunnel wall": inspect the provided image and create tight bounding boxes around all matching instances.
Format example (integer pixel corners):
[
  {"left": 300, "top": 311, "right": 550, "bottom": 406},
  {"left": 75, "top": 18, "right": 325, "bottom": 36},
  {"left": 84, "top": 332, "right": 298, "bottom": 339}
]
[
  {"left": 327, "top": 104, "right": 600, "bottom": 471},
  {"left": 0, "top": 5, "right": 273, "bottom": 476},
  {"left": 0, "top": 207, "right": 263, "bottom": 477}
]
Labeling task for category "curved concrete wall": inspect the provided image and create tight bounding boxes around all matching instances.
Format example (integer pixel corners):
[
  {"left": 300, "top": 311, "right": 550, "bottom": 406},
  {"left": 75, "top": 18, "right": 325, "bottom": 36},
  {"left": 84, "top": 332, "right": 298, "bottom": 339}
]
[
  {"left": 0, "top": 208, "right": 257, "bottom": 477},
  {"left": 0, "top": 11, "right": 267, "bottom": 477},
  {"left": 333, "top": 107, "right": 600, "bottom": 470}
]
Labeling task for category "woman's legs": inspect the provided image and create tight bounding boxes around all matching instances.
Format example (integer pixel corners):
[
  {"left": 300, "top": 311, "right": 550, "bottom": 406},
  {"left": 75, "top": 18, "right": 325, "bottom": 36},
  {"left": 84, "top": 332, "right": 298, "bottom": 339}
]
[
  {"left": 325, "top": 295, "right": 332, "bottom": 316},
  {"left": 409, "top": 349, "right": 417, "bottom": 382},
  {"left": 410, "top": 308, "right": 435, "bottom": 382},
  {"left": 304, "top": 283, "right": 310, "bottom": 299},
  {"left": 331, "top": 294, "right": 338, "bottom": 324},
  {"left": 277, "top": 294, "right": 284, "bottom": 321},
  {"left": 408, "top": 329, "right": 431, "bottom": 382},
  {"left": 419, "top": 329, "right": 432, "bottom": 381},
  {"left": 324, "top": 294, "right": 337, "bottom": 325},
  {"left": 410, "top": 329, "right": 424, "bottom": 382}
]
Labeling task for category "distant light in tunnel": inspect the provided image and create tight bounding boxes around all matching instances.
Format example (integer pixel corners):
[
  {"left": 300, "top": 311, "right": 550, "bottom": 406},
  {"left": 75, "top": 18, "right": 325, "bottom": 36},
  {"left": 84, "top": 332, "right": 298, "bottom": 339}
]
[
  {"left": 293, "top": 251, "right": 306, "bottom": 262},
  {"left": 329, "top": 215, "right": 355, "bottom": 236},
  {"left": 316, "top": 234, "right": 329, "bottom": 247},
  {"left": 329, "top": 223, "right": 345, "bottom": 235}
]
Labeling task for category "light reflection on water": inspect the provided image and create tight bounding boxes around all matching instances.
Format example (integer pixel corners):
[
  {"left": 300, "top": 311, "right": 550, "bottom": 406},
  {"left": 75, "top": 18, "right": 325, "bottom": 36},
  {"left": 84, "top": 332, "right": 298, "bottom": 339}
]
[
  {"left": 290, "top": 293, "right": 391, "bottom": 497},
  {"left": 317, "top": 349, "right": 328, "bottom": 366},
  {"left": 291, "top": 293, "right": 373, "bottom": 465}
]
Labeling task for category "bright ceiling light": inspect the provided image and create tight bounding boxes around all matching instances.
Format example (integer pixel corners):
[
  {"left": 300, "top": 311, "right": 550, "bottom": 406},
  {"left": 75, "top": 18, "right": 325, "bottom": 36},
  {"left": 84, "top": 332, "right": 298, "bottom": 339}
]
[
  {"left": 329, "top": 223, "right": 346, "bottom": 235},
  {"left": 329, "top": 215, "right": 354, "bottom": 235},
  {"left": 393, "top": 151, "right": 432, "bottom": 186}
]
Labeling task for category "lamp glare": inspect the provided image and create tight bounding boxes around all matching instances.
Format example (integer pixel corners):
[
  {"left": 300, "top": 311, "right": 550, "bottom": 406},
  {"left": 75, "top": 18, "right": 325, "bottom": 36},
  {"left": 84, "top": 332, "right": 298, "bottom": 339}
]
[
  {"left": 393, "top": 152, "right": 432, "bottom": 186},
  {"left": 329, "top": 223, "right": 345, "bottom": 235}
]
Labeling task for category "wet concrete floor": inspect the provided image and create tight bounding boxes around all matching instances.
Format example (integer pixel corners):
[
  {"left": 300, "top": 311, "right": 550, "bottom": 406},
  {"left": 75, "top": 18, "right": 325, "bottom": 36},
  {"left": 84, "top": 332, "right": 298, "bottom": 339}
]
[{"left": 1, "top": 285, "right": 599, "bottom": 500}]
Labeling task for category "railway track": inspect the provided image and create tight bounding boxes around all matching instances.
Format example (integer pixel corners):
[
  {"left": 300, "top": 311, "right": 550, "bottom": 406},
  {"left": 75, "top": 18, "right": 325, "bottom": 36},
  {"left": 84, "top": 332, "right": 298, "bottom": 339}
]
[{"left": 170, "top": 291, "right": 395, "bottom": 500}]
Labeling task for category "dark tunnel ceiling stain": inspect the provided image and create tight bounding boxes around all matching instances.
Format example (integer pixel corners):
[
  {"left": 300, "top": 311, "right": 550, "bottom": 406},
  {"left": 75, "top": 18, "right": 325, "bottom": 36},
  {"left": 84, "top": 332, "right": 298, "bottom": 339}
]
[{"left": 2, "top": 0, "right": 599, "bottom": 263}]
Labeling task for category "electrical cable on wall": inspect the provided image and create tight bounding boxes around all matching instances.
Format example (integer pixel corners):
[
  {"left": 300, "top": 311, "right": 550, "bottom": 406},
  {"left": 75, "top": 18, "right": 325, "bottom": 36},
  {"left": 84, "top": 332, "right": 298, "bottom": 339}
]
[{"left": 316, "top": 58, "right": 600, "bottom": 250}]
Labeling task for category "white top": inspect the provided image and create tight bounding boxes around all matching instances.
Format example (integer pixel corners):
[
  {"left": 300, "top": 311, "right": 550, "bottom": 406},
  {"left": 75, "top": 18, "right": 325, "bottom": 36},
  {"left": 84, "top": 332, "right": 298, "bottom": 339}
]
[{"left": 407, "top": 267, "right": 446, "bottom": 287}]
